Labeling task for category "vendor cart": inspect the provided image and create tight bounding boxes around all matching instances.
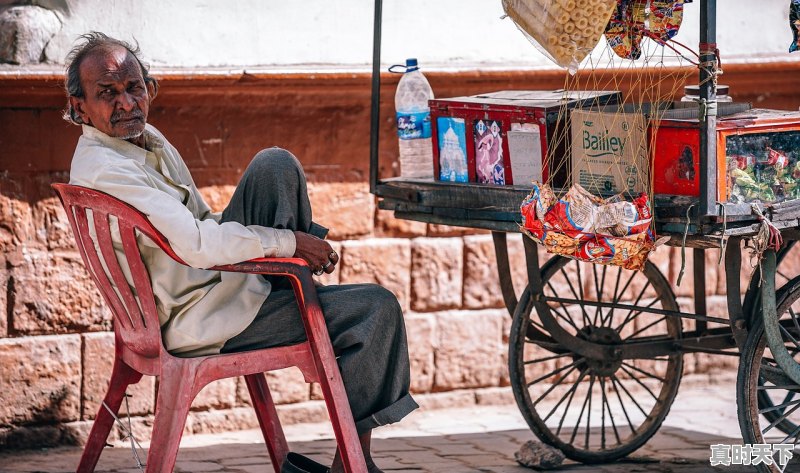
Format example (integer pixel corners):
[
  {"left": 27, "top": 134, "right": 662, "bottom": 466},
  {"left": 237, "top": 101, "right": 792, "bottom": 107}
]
[{"left": 369, "top": 1, "right": 800, "bottom": 471}]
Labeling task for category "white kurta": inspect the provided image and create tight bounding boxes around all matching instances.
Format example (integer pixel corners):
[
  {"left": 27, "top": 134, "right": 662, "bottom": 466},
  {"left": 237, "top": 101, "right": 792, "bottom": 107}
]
[{"left": 69, "top": 124, "right": 296, "bottom": 356}]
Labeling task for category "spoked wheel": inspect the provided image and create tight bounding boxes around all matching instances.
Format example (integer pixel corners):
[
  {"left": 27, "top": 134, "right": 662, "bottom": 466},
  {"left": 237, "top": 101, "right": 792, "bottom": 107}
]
[
  {"left": 509, "top": 256, "right": 683, "bottom": 464},
  {"left": 746, "top": 242, "right": 800, "bottom": 437},
  {"left": 738, "top": 277, "right": 800, "bottom": 472}
]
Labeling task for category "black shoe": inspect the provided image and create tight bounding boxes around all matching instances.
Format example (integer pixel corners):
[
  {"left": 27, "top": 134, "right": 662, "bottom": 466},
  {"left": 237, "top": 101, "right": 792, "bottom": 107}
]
[{"left": 281, "top": 452, "right": 330, "bottom": 473}]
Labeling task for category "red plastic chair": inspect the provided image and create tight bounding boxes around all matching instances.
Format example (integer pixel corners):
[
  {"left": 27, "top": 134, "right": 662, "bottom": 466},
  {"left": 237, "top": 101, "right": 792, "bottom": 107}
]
[{"left": 52, "top": 183, "right": 367, "bottom": 473}]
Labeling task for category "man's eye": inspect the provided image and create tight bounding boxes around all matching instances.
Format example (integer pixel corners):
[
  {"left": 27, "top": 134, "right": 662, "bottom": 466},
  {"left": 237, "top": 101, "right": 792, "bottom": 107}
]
[{"left": 99, "top": 89, "right": 112, "bottom": 97}]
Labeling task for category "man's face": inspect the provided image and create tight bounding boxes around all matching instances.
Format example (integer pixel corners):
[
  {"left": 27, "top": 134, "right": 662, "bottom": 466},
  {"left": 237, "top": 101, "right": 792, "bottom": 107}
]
[{"left": 70, "top": 46, "right": 151, "bottom": 142}]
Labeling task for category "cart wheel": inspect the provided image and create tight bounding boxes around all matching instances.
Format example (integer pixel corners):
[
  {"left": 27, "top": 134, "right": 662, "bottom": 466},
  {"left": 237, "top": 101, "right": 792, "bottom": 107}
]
[
  {"left": 509, "top": 256, "right": 683, "bottom": 464},
  {"left": 738, "top": 279, "right": 800, "bottom": 472},
  {"left": 743, "top": 240, "right": 800, "bottom": 434}
]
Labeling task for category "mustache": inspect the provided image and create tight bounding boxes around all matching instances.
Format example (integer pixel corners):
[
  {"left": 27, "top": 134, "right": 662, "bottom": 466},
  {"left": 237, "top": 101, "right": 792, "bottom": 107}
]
[{"left": 110, "top": 109, "right": 145, "bottom": 124}]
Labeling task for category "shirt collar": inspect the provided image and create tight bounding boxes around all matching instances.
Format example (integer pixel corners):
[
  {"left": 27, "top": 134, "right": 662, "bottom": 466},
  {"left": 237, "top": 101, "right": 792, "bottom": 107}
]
[{"left": 81, "top": 124, "right": 164, "bottom": 164}]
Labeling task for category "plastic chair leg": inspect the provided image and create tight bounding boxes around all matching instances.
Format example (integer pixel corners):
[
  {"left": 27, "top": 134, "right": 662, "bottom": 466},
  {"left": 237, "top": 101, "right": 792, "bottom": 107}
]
[
  {"left": 145, "top": 362, "right": 197, "bottom": 473},
  {"left": 245, "top": 373, "right": 289, "bottom": 472},
  {"left": 317, "top": 373, "right": 367, "bottom": 473},
  {"left": 77, "top": 359, "right": 142, "bottom": 473}
]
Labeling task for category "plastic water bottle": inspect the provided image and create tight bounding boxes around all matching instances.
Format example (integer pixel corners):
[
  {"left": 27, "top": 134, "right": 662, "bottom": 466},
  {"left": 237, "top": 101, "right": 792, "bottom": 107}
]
[{"left": 394, "top": 58, "right": 434, "bottom": 178}]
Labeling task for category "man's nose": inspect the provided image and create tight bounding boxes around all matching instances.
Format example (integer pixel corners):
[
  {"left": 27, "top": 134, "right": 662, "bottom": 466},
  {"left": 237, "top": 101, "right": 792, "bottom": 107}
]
[{"left": 116, "top": 91, "right": 136, "bottom": 111}]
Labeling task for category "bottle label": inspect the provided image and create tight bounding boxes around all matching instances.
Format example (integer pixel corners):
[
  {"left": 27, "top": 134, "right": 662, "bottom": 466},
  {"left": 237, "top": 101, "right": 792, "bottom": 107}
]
[{"left": 397, "top": 111, "right": 432, "bottom": 140}]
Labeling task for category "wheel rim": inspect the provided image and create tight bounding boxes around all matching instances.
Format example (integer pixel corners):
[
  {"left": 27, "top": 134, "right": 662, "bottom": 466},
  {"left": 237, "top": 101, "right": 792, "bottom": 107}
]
[
  {"left": 740, "top": 282, "right": 800, "bottom": 472},
  {"left": 509, "top": 257, "right": 683, "bottom": 463}
]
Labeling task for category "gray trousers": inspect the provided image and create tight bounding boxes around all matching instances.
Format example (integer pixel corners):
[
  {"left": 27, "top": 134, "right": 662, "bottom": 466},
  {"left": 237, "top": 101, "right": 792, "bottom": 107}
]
[{"left": 219, "top": 147, "right": 418, "bottom": 434}]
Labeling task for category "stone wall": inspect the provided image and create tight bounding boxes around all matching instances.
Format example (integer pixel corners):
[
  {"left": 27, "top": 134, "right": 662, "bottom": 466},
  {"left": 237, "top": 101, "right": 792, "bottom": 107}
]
[{"left": 3, "top": 65, "right": 800, "bottom": 449}]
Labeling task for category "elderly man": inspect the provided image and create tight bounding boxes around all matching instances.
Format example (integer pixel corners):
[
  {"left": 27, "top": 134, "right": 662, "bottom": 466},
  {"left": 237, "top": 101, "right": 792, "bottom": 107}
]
[{"left": 65, "top": 32, "right": 416, "bottom": 473}]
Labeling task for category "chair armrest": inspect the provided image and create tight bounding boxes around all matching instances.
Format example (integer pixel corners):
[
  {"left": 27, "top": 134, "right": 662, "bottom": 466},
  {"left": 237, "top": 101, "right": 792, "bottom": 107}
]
[{"left": 210, "top": 257, "right": 313, "bottom": 278}]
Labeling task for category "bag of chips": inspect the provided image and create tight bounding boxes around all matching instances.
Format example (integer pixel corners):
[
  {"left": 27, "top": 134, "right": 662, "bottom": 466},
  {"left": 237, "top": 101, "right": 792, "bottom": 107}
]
[
  {"left": 502, "top": 0, "right": 618, "bottom": 73},
  {"left": 520, "top": 183, "right": 658, "bottom": 270},
  {"left": 604, "top": 0, "right": 686, "bottom": 60}
]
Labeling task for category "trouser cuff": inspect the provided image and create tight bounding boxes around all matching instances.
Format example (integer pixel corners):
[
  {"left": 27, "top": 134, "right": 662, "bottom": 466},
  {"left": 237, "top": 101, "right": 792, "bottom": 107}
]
[{"left": 354, "top": 393, "right": 419, "bottom": 435}]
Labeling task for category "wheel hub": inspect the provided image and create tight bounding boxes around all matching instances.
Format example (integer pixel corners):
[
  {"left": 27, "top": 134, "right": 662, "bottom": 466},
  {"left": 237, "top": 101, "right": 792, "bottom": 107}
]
[{"left": 576, "top": 326, "right": 623, "bottom": 376}]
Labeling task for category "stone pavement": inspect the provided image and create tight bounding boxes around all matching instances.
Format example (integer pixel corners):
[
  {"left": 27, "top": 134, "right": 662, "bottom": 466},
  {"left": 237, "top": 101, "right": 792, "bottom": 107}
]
[{"left": 0, "top": 374, "right": 789, "bottom": 472}]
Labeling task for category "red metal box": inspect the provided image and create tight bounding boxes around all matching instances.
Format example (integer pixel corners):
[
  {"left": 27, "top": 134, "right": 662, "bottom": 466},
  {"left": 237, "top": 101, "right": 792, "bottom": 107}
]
[
  {"left": 652, "top": 108, "right": 800, "bottom": 203},
  {"left": 429, "top": 90, "right": 621, "bottom": 186}
]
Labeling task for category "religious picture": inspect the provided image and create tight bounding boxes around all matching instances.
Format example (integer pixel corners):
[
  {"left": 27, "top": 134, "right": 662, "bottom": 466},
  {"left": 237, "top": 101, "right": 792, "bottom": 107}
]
[
  {"left": 436, "top": 117, "right": 468, "bottom": 182},
  {"left": 474, "top": 119, "right": 505, "bottom": 185},
  {"left": 676, "top": 145, "right": 695, "bottom": 181}
]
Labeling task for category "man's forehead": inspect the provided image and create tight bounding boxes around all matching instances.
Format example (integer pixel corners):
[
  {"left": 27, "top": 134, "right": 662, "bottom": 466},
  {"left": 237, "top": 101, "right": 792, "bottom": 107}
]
[{"left": 81, "top": 46, "right": 142, "bottom": 83}]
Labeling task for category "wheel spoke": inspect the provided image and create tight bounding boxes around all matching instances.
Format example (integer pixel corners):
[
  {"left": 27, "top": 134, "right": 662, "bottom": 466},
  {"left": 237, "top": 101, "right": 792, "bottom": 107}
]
[
  {"left": 574, "top": 263, "right": 592, "bottom": 328},
  {"left": 790, "top": 307, "right": 800, "bottom": 344},
  {"left": 759, "top": 397, "right": 800, "bottom": 414},
  {"left": 615, "top": 281, "right": 653, "bottom": 334},
  {"left": 601, "top": 376, "right": 622, "bottom": 446},
  {"left": 779, "top": 323, "right": 800, "bottom": 352},
  {"left": 779, "top": 423, "right": 800, "bottom": 445},
  {"left": 613, "top": 270, "right": 636, "bottom": 305},
  {"left": 528, "top": 359, "right": 583, "bottom": 386},
  {"left": 610, "top": 375, "right": 637, "bottom": 435},
  {"left": 592, "top": 264, "right": 602, "bottom": 326},
  {"left": 533, "top": 365, "right": 580, "bottom": 406},
  {"left": 621, "top": 361, "right": 667, "bottom": 382},
  {"left": 600, "top": 376, "right": 606, "bottom": 449},
  {"left": 762, "top": 395, "right": 800, "bottom": 435},
  {"left": 546, "top": 369, "right": 587, "bottom": 424},
  {"left": 612, "top": 374, "right": 649, "bottom": 418},
  {"left": 602, "top": 266, "right": 624, "bottom": 327},
  {"left": 544, "top": 282, "right": 582, "bottom": 333},
  {"left": 554, "top": 370, "right": 587, "bottom": 433},
  {"left": 524, "top": 352, "right": 571, "bottom": 365},
  {"left": 569, "top": 374, "right": 594, "bottom": 444},
  {"left": 560, "top": 267, "right": 592, "bottom": 327},
  {"left": 619, "top": 365, "right": 659, "bottom": 402},
  {"left": 616, "top": 298, "right": 661, "bottom": 332},
  {"left": 585, "top": 374, "right": 595, "bottom": 449},
  {"left": 624, "top": 316, "right": 668, "bottom": 341}
]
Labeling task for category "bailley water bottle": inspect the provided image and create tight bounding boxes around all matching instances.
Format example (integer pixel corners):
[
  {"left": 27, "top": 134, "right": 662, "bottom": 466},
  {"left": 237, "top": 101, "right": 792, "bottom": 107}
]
[{"left": 393, "top": 58, "right": 434, "bottom": 178}]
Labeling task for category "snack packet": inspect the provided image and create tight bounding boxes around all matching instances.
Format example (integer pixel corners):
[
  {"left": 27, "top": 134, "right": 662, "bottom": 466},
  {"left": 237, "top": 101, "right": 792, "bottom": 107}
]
[
  {"left": 520, "top": 183, "right": 657, "bottom": 270},
  {"left": 604, "top": 0, "right": 686, "bottom": 60}
]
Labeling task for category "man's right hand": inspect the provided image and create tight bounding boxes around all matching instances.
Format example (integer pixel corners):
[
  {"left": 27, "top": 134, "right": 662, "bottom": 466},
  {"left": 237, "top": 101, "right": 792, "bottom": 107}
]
[{"left": 293, "top": 231, "right": 338, "bottom": 275}]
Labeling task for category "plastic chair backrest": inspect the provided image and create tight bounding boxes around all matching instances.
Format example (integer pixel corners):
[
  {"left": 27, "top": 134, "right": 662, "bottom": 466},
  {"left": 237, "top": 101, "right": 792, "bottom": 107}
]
[{"left": 52, "top": 183, "right": 185, "bottom": 359}]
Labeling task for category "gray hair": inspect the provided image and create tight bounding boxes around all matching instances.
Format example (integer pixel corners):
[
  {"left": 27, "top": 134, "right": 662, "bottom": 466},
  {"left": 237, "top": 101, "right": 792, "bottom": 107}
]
[{"left": 63, "top": 32, "right": 158, "bottom": 125}]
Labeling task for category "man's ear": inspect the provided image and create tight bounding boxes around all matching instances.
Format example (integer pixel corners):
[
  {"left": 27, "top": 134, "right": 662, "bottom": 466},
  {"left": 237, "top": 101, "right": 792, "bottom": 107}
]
[
  {"left": 146, "top": 80, "right": 157, "bottom": 101},
  {"left": 69, "top": 96, "right": 91, "bottom": 125}
]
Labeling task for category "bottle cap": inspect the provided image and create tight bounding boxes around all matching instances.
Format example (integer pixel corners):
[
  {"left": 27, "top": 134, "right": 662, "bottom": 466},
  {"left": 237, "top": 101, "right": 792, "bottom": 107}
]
[
  {"left": 684, "top": 84, "right": 729, "bottom": 97},
  {"left": 405, "top": 58, "right": 419, "bottom": 71}
]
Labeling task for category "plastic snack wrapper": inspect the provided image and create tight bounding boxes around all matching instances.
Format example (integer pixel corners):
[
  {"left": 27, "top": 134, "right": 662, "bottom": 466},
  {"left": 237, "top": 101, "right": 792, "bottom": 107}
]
[
  {"left": 520, "top": 183, "right": 657, "bottom": 271},
  {"left": 502, "top": 0, "right": 617, "bottom": 73},
  {"left": 604, "top": 0, "right": 686, "bottom": 60},
  {"left": 791, "top": 0, "right": 800, "bottom": 53}
]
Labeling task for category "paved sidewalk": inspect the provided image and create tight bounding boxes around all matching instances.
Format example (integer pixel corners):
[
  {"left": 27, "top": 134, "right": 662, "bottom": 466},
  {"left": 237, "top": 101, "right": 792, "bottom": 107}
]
[{"left": 0, "top": 374, "right": 785, "bottom": 472}]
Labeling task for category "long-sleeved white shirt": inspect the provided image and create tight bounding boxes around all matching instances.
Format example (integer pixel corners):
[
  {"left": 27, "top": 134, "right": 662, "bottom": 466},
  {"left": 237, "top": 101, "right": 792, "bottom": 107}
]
[{"left": 69, "top": 124, "right": 296, "bottom": 356}]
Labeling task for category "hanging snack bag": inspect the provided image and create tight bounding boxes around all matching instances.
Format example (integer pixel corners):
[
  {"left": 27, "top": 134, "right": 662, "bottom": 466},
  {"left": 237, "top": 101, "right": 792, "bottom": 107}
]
[
  {"left": 502, "top": 0, "right": 618, "bottom": 73},
  {"left": 604, "top": 0, "right": 686, "bottom": 60},
  {"left": 520, "top": 183, "right": 658, "bottom": 270}
]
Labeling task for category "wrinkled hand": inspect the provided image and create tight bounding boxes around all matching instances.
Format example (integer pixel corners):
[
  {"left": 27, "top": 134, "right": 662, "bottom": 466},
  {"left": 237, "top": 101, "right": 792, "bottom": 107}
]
[{"left": 293, "top": 231, "right": 339, "bottom": 275}]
